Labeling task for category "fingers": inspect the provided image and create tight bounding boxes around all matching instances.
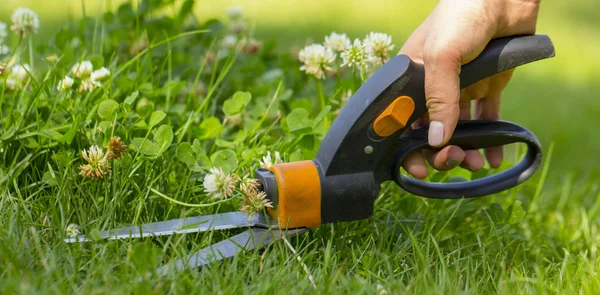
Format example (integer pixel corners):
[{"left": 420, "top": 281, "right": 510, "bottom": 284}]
[
  {"left": 402, "top": 150, "right": 428, "bottom": 179},
  {"left": 462, "top": 150, "right": 486, "bottom": 171},
  {"left": 474, "top": 70, "right": 512, "bottom": 168},
  {"left": 476, "top": 94, "right": 503, "bottom": 168},
  {"left": 458, "top": 91, "right": 485, "bottom": 172},
  {"left": 423, "top": 146, "right": 465, "bottom": 171}
]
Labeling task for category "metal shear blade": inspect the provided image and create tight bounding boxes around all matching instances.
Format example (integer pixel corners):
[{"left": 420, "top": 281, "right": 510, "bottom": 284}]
[
  {"left": 156, "top": 227, "right": 307, "bottom": 275},
  {"left": 64, "top": 211, "right": 279, "bottom": 243}
]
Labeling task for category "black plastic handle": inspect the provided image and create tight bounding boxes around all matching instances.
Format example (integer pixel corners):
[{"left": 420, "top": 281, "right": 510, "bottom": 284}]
[
  {"left": 459, "top": 34, "right": 555, "bottom": 88},
  {"left": 392, "top": 120, "right": 542, "bottom": 199}
]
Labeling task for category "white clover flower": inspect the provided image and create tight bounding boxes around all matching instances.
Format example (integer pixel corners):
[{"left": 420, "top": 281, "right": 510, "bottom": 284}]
[
  {"left": 71, "top": 61, "right": 94, "bottom": 79},
  {"left": 77, "top": 79, "right": 99, "bottom": 93},
  {"left": 0, "top": 22, "right": 7, "bottom": 44},
  {"left": 298, "top": 44, "right": 336, "bottom": 79},
  {"left": 65, "top": 224, "right": 80, "bottom": 238},
  {"left": 240, "top": 191, "right": 273, "bottom": 218},
  {"left": 91, "top": 67, "right": 110, "bottom": 82},
  {"left": 11, "top": 8, "right": 40, "bottom": 36},
  {"left": 79, "top": 145, "right": 110, "bottom": 179},
  {"left": 239, "top": 175, "right": 260, "bottom": 195},
  {"left": 324, "top": 32, "right": 351, "bottom": 52},
  {"left": 0, "top": 45, "right": 10, "bottom": 56},
  {"left": 259, "top": 151, "right": 283, "bottom": 169},
  {"left": 11, "top": 64, "right": 31, "bottom": 81},
  {"left": 364, "top": 32, "right": 395, "bottom": 65},
  {"left": 227, "top": 6, "right": 244, "bottom": 20},
  {"left": 57, "top": 76, "right": 74, "bottom": 92},
  {"left": 221, "top": 34, "right": 238, "bottom": 49},
  {"left": 203, "top": 167, "right": 236, "bottom": 199},
  {"left": 341, "top": 39, "right": 370, "bottom": 70}
]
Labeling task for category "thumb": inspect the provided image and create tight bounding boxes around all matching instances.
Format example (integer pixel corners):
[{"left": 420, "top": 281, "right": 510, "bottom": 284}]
[{"left": 423, "top": 47, "right": 461, "bottom": 147}]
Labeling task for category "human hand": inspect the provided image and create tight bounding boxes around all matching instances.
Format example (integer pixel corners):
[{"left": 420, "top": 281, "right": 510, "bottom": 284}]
[{"left": 399, "top": 0, "right": 541, "bottom": 179}]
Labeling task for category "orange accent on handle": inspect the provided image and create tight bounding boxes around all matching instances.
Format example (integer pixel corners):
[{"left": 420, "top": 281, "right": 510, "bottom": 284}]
[
  {"left": 373, "top": 96, "right": 415, "bottom": 137},
  {"left": 268, "top": 161, "right": 321, "bottom": 228}
]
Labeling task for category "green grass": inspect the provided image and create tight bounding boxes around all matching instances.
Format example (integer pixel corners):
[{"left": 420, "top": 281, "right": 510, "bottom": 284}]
[{"left": 1, "top": 0, "right": 600, "bottom": 294}]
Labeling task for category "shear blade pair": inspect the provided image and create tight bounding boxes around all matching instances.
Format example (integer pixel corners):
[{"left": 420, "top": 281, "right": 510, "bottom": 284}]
[{"left": 65, "top": 212, "right": 307, "bottom": 273}]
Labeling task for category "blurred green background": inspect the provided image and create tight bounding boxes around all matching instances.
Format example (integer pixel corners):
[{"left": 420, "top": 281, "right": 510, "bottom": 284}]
[{"left": 2, "top": 0, "right": 599, "bottom": 181}]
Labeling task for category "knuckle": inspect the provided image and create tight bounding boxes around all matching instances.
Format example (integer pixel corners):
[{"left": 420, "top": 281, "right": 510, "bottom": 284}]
[
  {"left": 423, "top": 47, "right": 446, "bottom": 64},
  {"left": 426, "top": 96, "right": 459, "bottom": 113},
  {"left": 423, "top": 44, "right": 461, "bottom": 64}
]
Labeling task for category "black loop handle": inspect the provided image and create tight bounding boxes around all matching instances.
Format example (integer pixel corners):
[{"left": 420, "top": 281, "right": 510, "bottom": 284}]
[{"left": 392, "top": 120, "right": 542, "bottom": 199}]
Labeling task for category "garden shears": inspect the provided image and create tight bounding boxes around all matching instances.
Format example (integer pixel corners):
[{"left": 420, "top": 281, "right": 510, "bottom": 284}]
[{"left": 66, "top": 34, "right": 555, "bottom": 273}]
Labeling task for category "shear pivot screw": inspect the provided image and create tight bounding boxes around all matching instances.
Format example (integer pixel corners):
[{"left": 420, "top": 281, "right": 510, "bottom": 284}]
[{"left": 364, "top": 145, "right": 373, "bottom": 154}]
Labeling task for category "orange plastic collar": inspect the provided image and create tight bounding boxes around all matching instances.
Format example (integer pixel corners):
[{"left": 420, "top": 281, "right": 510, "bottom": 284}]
[{"left": 268, "top": 160, "right": 321, "bottom": 228}]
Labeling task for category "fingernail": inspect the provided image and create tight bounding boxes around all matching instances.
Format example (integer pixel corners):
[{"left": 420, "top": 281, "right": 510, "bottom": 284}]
[
  {"left": 428, "top": 121, "right": 444, "bottom": 146},
  {"left": 445, "top": 158, "right": 462, "bottom": 169}
]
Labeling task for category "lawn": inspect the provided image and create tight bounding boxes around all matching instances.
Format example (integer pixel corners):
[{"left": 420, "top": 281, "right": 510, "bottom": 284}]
[{"left": 1, "top": 0, "right": 599, "bottom": 294}]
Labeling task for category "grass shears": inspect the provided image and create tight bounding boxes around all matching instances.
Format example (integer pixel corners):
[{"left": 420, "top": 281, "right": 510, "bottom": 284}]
[{"left": 66, "top": 34, "right": 555, "bottom": 273}]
